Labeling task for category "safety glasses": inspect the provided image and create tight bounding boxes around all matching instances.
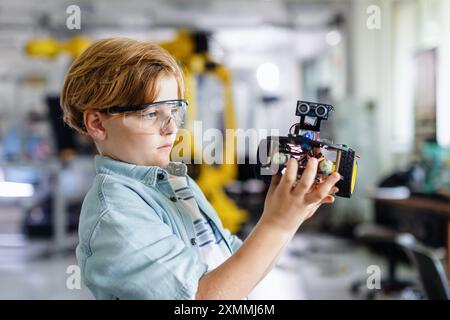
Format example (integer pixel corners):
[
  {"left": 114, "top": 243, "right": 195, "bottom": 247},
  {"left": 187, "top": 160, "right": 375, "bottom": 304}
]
[{"left": 101, "top": 99, "right": 188, "bottom": 134}]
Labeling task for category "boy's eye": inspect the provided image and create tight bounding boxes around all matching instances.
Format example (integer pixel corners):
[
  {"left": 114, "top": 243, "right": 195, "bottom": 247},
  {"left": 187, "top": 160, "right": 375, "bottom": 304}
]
[{"left": 141, "top": 111, "right": 157, "bottom": 120}]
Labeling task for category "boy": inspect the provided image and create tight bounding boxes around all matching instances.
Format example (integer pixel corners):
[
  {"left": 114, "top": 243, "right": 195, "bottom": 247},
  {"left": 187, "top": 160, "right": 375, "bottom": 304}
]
[{"left": 60, "top": 37, "right": 341, "bottom": 300}]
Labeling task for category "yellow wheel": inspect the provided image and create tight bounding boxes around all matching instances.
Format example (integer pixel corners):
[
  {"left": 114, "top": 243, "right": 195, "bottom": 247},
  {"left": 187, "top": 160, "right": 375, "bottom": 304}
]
[{"left": 350, "top": 161, "right": 358, "bottom": 194}]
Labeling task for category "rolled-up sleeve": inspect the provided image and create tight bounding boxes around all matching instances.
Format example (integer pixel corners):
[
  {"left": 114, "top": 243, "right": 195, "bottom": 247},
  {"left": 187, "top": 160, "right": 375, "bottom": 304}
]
[{"left": 84, "top": 208, "right": 208, "bottom": 300}]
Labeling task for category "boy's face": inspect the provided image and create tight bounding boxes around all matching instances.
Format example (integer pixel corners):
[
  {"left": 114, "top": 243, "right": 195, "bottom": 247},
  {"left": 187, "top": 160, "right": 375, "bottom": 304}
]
[{"left": 99, "top": 75, "right": 179, "bottom": 167}]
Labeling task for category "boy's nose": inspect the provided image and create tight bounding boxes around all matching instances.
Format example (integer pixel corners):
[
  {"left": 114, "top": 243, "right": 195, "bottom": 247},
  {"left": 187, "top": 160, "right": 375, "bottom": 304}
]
[{"left": 160, "top": 116, "right": 177, "bottom": 135}]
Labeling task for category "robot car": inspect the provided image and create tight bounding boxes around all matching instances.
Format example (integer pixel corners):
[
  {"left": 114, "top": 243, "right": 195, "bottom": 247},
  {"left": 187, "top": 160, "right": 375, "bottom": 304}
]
[{"left": 256, "top": 100, "right": 358, "bottom": 198}]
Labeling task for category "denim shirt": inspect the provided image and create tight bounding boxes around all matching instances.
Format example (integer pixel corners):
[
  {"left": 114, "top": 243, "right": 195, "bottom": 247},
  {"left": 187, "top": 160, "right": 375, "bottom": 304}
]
[{"left": 76, "top": 155, "right": 243, "bottom": 300}]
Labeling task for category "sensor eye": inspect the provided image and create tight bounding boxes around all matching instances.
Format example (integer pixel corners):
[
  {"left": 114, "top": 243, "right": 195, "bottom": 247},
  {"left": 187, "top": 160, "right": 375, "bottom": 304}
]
[
  {"left": 298, "top": 103, "right": 310, "bottom": 115},
  {"left": 315, "top": 105, "right": 327, "bottom": 117}
]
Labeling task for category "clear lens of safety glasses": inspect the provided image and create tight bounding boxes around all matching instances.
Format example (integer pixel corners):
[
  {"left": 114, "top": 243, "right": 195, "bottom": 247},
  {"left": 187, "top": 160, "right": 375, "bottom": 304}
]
[{"left": 121, "top": 100, "right": 187, "bottom": 134}]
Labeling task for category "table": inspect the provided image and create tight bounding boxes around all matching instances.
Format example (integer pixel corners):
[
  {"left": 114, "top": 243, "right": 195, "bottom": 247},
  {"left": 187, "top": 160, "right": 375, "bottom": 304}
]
[{"left": 373, "top": 196, "right": 450, "bottom": 275}]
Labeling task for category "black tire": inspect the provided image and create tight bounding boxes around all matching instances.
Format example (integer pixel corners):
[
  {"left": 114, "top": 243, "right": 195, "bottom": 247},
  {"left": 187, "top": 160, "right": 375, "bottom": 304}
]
[{"left": 335, "top": 148, "right": 356, "bottom": 198}]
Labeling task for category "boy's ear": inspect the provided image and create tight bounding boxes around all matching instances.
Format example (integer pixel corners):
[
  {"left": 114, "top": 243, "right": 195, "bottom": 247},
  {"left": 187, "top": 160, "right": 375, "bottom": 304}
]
[{"left": 83, "top": 110, "right": 107, "bottom": 141}]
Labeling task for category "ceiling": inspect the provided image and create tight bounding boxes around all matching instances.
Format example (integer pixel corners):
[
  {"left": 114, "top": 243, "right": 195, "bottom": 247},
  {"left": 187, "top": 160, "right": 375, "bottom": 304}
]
[
  {"left": 0, "top": 0, "right": 350, "bottom": 63},
  {"left": 0, "top": 0, "right": 348, "bottom": 31}
]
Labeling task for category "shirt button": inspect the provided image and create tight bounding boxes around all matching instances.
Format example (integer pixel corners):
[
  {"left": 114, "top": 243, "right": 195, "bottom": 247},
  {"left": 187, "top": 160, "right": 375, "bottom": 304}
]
[
  {"left": 170, "top": 196, "right": 177, "bottom": 202},
  {"left": 157, "top": 173, "right": 165, "bottom": 180},
  {"left": 191, "top": 238, "right": 197, "bottom": 246}
]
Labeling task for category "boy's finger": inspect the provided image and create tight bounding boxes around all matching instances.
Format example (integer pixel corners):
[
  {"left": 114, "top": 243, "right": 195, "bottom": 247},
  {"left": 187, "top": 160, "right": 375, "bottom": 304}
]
[
  {"left": 320, "top": 195, "right": 336, "bottom": 204},
  {"left": 293, "top": 157, "right": 318, "bottom": 196},
  {"left": 278, "top": 158, "right": 298, "bottom": 194},
  {"left": 267, "top": 173, "right": 281, "bottom": 197},
  {"left": 305, "top": 172, "right": 340, "bottom": 203},
  {"left": 330, "top": 186, "right": 339, "bottom": 195}
]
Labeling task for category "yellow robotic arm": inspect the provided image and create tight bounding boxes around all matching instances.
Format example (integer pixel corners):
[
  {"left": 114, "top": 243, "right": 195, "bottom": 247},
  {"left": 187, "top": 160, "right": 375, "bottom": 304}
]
[
  {"left": 25, "top": 36, "right": 91, "bottom": 59},
  {"left": 161, "top": 31, "right": 247, "bottom": 233}
]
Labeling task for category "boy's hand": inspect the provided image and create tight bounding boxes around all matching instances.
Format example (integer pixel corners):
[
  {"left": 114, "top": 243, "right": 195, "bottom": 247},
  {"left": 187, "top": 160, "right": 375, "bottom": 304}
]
[
  {"left": 260, "top": 158, "right": 340, "bottom": 232},
  {"left": 197, "top": 157, "right": 340, "bottom": 300}
]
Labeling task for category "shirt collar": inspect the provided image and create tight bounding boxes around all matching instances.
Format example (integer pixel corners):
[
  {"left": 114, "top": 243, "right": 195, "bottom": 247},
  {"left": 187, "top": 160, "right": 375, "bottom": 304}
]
[{"left": 94, "top": 155, "right": 187, "bottom": 186}]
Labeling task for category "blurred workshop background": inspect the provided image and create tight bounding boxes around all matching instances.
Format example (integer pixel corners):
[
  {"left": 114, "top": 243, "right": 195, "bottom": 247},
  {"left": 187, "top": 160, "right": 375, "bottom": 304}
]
[{"left": 0, "top": 0, "right": 449, "bottom": 300}]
